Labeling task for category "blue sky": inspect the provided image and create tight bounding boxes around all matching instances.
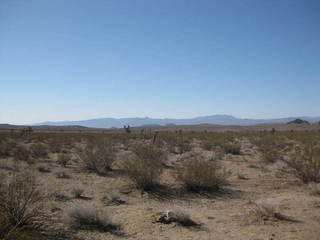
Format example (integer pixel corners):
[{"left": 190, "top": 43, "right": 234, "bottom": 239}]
[{"left": 1, "top": 0, "right": 319, "bottom": 124}]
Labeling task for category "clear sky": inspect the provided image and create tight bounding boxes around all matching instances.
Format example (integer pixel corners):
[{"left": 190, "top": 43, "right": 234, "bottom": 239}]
[{"left": 1, "top": 0, "right": 319, "bottom": 124}]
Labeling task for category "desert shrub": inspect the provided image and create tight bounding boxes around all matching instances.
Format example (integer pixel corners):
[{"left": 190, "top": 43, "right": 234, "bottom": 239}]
[
  {"left": 288, "top": 144, "right": 320, "bottom": 183},
  {"left": 176, "top": 154, "right": 229, "bottom": 192},
  {"left": 175, "top": 139, "right": 192, "bottom": 154},
  {"left": 251, "top": 134, "right": 287, "bottom": 163},
  {"left": 259, "top": 144, "right": 282, "bottom": 163},
  {"left": 200, "top": 137, "right": 225, "bottom": 151},
  {"left": 250, "top": 199, "right": 282, "bottom": 222},
  {"left": 72, "top": 185, "right": 85, "bottom": 198},
  {"left": 30, "top": 143, "right": 48, "bottom": 159},
  {"left": 123, "top": 144, "right": 165, "bottom": 190},
  {"left": 201, "top": 140, "right": 216, "bottom": 151},
  {"left": 80, "top": 142, "right": 115, "bottom": 175},
  {"left": 108, "top": 190, "right": 121, "bottom": 202},
  {"left": 47, "top": 138, "right": 64, "bottom": 153},
  {"left": 0, "top": 172, "right": 47, "bottom": 239},
  {"left": 65, "top": 204, "right": 117, "bottom": 231},
  {"left": 0, "top": 139, "right": 17, "bottom": 157},
  {"left": 103, "top": 190, "right": 125, "bottom": 205},
  {"left": 223, "top": 143, "right": 241, "bottom": 155},
  {"left": 12, "top": 145, "right": 31, "bottom": 162},
  {"left": 57, "top": 153, "right": 71, "bottom": 167},
  {"left": 308, "top": 182, "right": 320, "bottom": 196},
  {"left": 161, "top": 134, "right": 191, "bottom": 154}
]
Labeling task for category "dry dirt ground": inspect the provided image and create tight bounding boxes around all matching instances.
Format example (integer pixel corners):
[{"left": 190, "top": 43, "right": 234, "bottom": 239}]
[{"left": 1, "top": 137, "right": 320, "bottom": 240}]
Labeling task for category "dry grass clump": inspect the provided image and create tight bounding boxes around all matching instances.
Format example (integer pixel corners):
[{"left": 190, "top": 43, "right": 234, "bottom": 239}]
[
  {"left": 288, "top": 144, "right": 320, "bottom": 183},
  {"left": 308, "top": 182, "right": 320, "bottom": 196},
  {"left": 123, "top": 144, "right": 165, "bottom": 190},
  {"left": 72, "top": 185, "right": 85, "bottom": 198},
  {"left": 65, "top": 204, "right": 118, "bottom": 231},
  {"left": 30, "top": 143, "right": 48, "bottom": 159},
  {"left": 103, "top": 190, "right": 126, "bottom": 205},
  {"left": 236, "top": 169, "right": 247, "bottom": 180},
  {"left": 80, "top": 142, "right": 115, "bottom": 175},
  {"left": 0, "top": 172, "right": 48, "bottom": 239},
  {"left": 250, "top": 199, "right": 282, "bottom": 222},
  {"left": 176, "top": 153, "right": 229, "bottom": 192}
]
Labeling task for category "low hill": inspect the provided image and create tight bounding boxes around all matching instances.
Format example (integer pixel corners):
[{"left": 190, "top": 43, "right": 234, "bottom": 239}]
[
  {"left": 34, "top": 115, "right": 320, "bottom": 128},
  {"left": 287, "top": 119, "right": 310, "bottom": 125},
  {"left": 0, "top": 124, "right": 98, "bottom": 131}
]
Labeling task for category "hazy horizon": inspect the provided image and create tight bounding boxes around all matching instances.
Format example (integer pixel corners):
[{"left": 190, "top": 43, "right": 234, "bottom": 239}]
[
  {"left": 2, "top": 113, "right": 320, "bottom": 126},
  {"left": 1, "top": 0, "right": 319, "bottom": 124}
]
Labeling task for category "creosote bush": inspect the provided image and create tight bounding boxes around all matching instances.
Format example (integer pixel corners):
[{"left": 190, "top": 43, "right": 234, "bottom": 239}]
[
  {"left": 288, "top": 144, "right": 320, "bottom": 183},
  {"left": 65, "top": 204, "right": 117, "bottom": 231},
  {"left": 0, "top": 139, "right": 17, "bottom": 157},
  {"left": 30, "top": 143, "right": 48, "bottom": 159},
  {"left": 80, "top": 142, "right": 115, "bottom": 175},
  {"left": 176, "top": 153, "right": 229, "bottom": 192},
  {"left": 0, "top": 172, "right": 48, "bottom": 239},
  {"left": 223, "top": 143, "right": 241, "bottom": 155},
  {"left": 12, "top": 145, "right": 31, "bottom": 162},
  {"left": 250, "top": 134, "right": 285, "bottom": 163},
  {"left": 175, "top": 139, "right": 192, "bottom": 154},
  {"left": 123, "top": 144, "right": 165, "bottom": 190}
]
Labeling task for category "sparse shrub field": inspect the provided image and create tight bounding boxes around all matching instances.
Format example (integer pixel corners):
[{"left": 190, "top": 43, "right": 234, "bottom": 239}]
[{"left": 0, "top": 128, "right": 319, "bottom": 239}]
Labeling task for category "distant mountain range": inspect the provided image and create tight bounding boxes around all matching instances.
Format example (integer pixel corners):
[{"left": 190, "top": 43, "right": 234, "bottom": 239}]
[{"left": 34, "top": 115, "right": 320, "bottom": 129}]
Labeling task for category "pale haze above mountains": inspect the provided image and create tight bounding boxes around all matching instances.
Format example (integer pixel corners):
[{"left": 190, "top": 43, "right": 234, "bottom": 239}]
[{"left": 36, "top": 115, "right": 320, "bottom": 129}]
